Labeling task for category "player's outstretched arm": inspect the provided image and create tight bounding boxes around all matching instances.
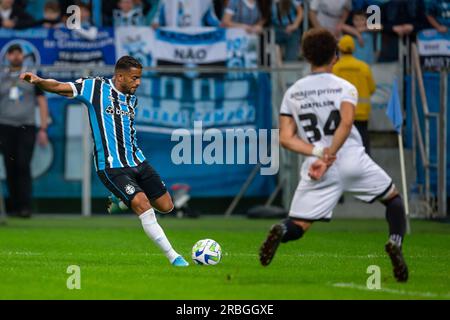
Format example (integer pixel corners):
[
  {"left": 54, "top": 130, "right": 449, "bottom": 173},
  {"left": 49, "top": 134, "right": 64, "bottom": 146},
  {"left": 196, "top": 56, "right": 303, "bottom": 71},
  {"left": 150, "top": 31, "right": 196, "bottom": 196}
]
[
  {"left": 20, "top": 72, "right": 74, "bottom": 98},
  {"left": 328, "top": 101, "right": 355, "bottom": 156}
]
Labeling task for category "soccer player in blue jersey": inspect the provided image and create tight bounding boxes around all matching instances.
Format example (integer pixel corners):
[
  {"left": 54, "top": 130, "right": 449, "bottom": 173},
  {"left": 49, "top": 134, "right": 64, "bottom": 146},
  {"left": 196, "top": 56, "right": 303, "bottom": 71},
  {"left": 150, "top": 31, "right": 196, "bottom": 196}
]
[{"left": 20, "top": 56, "right": 189, "bottom": 267}]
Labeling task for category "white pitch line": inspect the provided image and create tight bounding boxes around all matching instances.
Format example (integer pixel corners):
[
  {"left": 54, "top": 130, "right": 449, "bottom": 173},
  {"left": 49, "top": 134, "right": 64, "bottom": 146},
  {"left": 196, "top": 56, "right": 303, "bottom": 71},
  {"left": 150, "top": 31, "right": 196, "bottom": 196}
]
[
  {"left": 332, "top": 282, "right": 450, "bottom": 299},
  {"left": 0, "top": 251, "right": 42, "bottom": 256}
]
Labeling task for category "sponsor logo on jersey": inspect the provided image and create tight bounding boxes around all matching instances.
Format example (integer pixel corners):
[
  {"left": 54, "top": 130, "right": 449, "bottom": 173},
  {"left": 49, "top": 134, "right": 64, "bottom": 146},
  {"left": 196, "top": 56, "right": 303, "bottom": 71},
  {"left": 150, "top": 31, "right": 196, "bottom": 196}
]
[{"left": 105, "top": 105, "right": 135, "bottom": 119}]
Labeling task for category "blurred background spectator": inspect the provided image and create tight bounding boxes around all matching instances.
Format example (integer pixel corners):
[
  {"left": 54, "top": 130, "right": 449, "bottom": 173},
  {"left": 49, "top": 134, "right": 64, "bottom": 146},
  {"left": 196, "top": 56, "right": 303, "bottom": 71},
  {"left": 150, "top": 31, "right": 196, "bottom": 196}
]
[
  {"left": 0, "top": 0, "right": 36, "bottom": 29},
  {"left": 213, "top": 0, "right": 229, "bottom": 20},
  {"left": 333, "top": 35, "right": 376, "bottom": 155},
  {"left": 103, "top": 0, "right": 160, "bottom": 27},
  {"left": 40, "top": 1, "right": 64, "bottom": 28},
  {"left": 341, "top": 9, "right": 381, "bottom": 64},
  {"left": 134, "top": 0, "right": 160, "bottom": 25},
  {"left": 25, "top": 0, "right": 46, "bottom": 21},
  {"left": 153, "top": 0, "right": 220, "bottom": 28},
  {"left": 113, "top": 0, "right": 145, "bottom": 27},
  {"left": 309, "top": 0, "right": 352, "bottom": 38},
  {"left": 0, "top": 44, "right": 49, "bottom": 218},
  {"left": 425, "top": 0, "right": 450, "bottom": 33},
  {"left": 221, "top": 0, "right": 268, "bottom": 34},
  {"left": 272, "top": 0, "right": 303, "bottom": 62},
  {"left": 379, "top": 0, "right": 428, "bottom": 62}
]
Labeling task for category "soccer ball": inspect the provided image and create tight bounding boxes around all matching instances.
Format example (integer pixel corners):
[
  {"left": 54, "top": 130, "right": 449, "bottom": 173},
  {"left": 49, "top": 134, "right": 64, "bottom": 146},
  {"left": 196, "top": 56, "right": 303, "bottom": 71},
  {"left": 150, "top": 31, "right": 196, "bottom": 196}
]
[{"left": 191, "top": 239, "right": 222, "bottom": 265}]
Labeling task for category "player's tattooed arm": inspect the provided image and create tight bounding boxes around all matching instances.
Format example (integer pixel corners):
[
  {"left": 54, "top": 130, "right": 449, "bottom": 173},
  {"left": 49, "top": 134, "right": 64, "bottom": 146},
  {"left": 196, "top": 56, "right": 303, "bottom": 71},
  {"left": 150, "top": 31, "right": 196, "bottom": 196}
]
[
  {"left": 20, "top": 72, "right": 74, "bottom": 97},
  {"left": 329, "top": 101, "right": 355, "bottom": 156}
]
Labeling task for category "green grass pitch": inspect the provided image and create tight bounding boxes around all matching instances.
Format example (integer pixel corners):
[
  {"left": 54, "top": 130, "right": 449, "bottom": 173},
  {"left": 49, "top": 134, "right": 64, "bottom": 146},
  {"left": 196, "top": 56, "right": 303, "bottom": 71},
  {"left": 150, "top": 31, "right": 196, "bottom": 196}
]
[{"left": 0, "top": 215, "right": 449, "bottom": 300}]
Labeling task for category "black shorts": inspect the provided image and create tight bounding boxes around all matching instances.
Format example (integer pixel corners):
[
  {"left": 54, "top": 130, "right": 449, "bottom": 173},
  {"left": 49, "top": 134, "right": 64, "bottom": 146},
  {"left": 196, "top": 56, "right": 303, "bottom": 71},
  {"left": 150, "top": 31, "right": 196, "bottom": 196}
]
[{"left": 97, "top": 161, "right": 167, "bottom": 208}]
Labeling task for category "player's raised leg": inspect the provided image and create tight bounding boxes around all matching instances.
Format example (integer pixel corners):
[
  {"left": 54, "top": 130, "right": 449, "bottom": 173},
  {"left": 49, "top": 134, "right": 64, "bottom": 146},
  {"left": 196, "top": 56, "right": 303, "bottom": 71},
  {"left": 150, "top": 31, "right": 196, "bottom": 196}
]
[
  {"left": 131, "top": 192, "right": 189, "bottom": 267},
  {"left": 260, "top": 218, "right": 312, "bottom": 266},
  {"left": 381, "top": 189, "right": 408, "bottom": 282},
  {"left": 260, "top": 157, "right": 342, "bottom": 267},
  {"left": 150, "top": 191, "right": 174, "bottom": 213},
  {"left": 260, "top": 178, "right": 341, "bottom": 266}
]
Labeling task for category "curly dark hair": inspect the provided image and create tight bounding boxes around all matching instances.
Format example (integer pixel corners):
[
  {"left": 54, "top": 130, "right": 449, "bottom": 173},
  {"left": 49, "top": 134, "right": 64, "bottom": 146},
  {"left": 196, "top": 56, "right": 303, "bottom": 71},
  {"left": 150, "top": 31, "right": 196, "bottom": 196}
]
[
  {"left": 301, "top": 28, "right": 338, "bottom": 67},
  {"left": 115, "top": 55, "right": 143, "bottom": 72}
]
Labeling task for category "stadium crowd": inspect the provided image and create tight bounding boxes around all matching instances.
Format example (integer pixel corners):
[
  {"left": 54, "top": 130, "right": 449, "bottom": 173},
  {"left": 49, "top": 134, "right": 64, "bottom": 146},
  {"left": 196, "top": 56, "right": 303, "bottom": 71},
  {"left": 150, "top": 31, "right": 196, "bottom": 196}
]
[
  {"left": 0, "top": 0, "right": 448, "bottom": 62},
  {"left": 0, "top": 0, "right": 448, "bottom": 218}
]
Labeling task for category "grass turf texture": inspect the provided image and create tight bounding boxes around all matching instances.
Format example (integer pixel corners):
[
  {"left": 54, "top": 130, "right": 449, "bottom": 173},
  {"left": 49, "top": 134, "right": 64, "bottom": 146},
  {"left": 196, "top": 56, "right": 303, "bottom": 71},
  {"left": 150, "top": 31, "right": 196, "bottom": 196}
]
[{"left": 0, "top": 216, "right": 449, "bottom": 300}]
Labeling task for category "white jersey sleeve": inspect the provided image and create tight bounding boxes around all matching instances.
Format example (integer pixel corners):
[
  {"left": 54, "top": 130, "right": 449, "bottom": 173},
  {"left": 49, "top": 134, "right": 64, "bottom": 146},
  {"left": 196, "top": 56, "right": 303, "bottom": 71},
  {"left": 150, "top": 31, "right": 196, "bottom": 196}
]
[
  {"left": 280, "top": 89, "right": 294, "bottom": 116},
  {"left": 340, "top": 82, "right": 358, "bottom": 107}
]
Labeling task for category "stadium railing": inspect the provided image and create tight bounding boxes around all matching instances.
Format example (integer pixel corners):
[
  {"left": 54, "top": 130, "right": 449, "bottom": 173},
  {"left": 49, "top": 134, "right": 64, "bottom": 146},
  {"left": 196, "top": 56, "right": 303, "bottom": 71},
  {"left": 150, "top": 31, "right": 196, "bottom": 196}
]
[{"left": 410, "top": 43, "right": 448, "bottom": 218}]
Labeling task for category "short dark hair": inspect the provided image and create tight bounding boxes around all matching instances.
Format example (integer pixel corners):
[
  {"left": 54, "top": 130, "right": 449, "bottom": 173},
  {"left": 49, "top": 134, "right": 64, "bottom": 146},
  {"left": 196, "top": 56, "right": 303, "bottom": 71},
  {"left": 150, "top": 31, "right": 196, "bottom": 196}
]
[
  {"left": 301, "top": 28, "right": 337, "bottom": 67},
  {"left": 115, "top": 56, "right": 143, "bottom": 72},
  {"left": 7, "top": 44, "right": 23, "bottom": 54}
]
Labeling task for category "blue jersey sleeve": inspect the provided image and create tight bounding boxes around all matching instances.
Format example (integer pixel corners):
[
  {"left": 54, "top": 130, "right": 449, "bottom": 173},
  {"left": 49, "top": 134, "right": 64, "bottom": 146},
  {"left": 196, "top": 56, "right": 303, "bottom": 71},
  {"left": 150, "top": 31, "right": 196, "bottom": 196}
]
[{"left": 69, "top": 78, "right": 95, "bottom": 103}]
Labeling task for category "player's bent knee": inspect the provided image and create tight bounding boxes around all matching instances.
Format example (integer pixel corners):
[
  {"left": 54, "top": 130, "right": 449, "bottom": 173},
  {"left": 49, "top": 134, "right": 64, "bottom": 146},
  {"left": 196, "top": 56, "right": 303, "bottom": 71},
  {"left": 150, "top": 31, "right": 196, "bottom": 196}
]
[
  {"left": 131, "top": 193, "right": 152, "bottom": 214},
  {"left": 151, "top": 192, "right": 175, "bottom": 214},
  {"left": 381, "top": 188, "right": 401, "bottom": 206},
  {"left": 157, "top": 199, "right": 175, "bottom": 214},
  {"left": 379, "top": 186, "right": 399, "bottom": 204},
  {"left": 384, "top": 194, "right": 403, "bottom": 209},
  {"left": 156, "top": 203, "right": 174, "bottom": 214}
]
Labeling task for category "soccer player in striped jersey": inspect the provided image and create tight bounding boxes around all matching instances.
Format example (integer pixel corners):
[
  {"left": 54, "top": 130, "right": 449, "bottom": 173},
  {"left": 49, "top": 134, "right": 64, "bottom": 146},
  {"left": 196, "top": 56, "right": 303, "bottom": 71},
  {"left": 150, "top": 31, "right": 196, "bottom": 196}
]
[{"left": 20, "top": 56, "right": 189, "bottom": 267}]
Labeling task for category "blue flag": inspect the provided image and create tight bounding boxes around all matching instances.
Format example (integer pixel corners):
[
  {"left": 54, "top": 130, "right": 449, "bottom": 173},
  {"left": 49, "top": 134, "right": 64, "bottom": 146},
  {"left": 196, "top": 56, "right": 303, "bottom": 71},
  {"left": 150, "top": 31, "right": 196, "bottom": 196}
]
[{"left": 386, "top": 79, "right": 403, "bottom": 134}]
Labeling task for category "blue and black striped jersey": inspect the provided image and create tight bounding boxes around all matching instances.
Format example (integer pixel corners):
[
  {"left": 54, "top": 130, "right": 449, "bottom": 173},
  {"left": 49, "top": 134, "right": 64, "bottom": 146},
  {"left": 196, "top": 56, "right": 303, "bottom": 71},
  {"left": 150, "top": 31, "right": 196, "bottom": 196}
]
[{"left": 69, "top": 77, "right": 146, "bottom": 171}]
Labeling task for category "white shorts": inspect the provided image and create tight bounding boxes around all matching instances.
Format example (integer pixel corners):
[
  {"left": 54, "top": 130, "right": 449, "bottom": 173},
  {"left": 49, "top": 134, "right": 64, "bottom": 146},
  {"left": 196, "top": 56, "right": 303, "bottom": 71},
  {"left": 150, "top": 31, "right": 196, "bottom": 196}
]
[{"left": 289, "top": 146, "right": 394, "bottom": 221}]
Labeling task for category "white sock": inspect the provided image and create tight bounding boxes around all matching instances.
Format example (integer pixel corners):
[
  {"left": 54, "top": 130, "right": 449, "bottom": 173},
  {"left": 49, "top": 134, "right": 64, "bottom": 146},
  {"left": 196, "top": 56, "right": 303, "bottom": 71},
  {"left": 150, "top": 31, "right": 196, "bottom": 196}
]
[{"left": 139, "top": 208, "right": 179, "bottom": 263}]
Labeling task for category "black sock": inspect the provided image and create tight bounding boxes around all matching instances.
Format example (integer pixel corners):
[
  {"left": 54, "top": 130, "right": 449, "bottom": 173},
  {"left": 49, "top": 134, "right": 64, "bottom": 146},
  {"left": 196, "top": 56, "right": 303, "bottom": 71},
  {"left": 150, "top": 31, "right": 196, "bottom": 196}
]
[
  {"left": 384, "top": 195, "right": 406, "bottom": 247},
  {"left": 281, "top": 218, "right": 304, "bottom": 243}
]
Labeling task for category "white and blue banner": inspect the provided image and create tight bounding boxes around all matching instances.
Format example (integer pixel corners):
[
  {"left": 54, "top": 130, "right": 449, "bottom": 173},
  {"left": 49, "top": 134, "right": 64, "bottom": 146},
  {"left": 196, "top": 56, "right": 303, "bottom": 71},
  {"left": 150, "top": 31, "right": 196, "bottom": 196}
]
[
  {"left": 115, "top": 26, "right": 156, "bottom": 67},
  {"left": 115, "top": 26, "right": 258, "bottom": 68},
  {"left": 0, "top": 27, "right": 116, "bottom": 80},
  {"left": 116, "top": 27, "right": 274, "bottom": 197},
  {"left": 0, "top": 27, "right": 275, "bottom": 198},
  {"left": 417, "top": 29, "right": 450, "bottom": 70},
  {"left": 154, "top": 28, "right": 227, "bottom": 65}
]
